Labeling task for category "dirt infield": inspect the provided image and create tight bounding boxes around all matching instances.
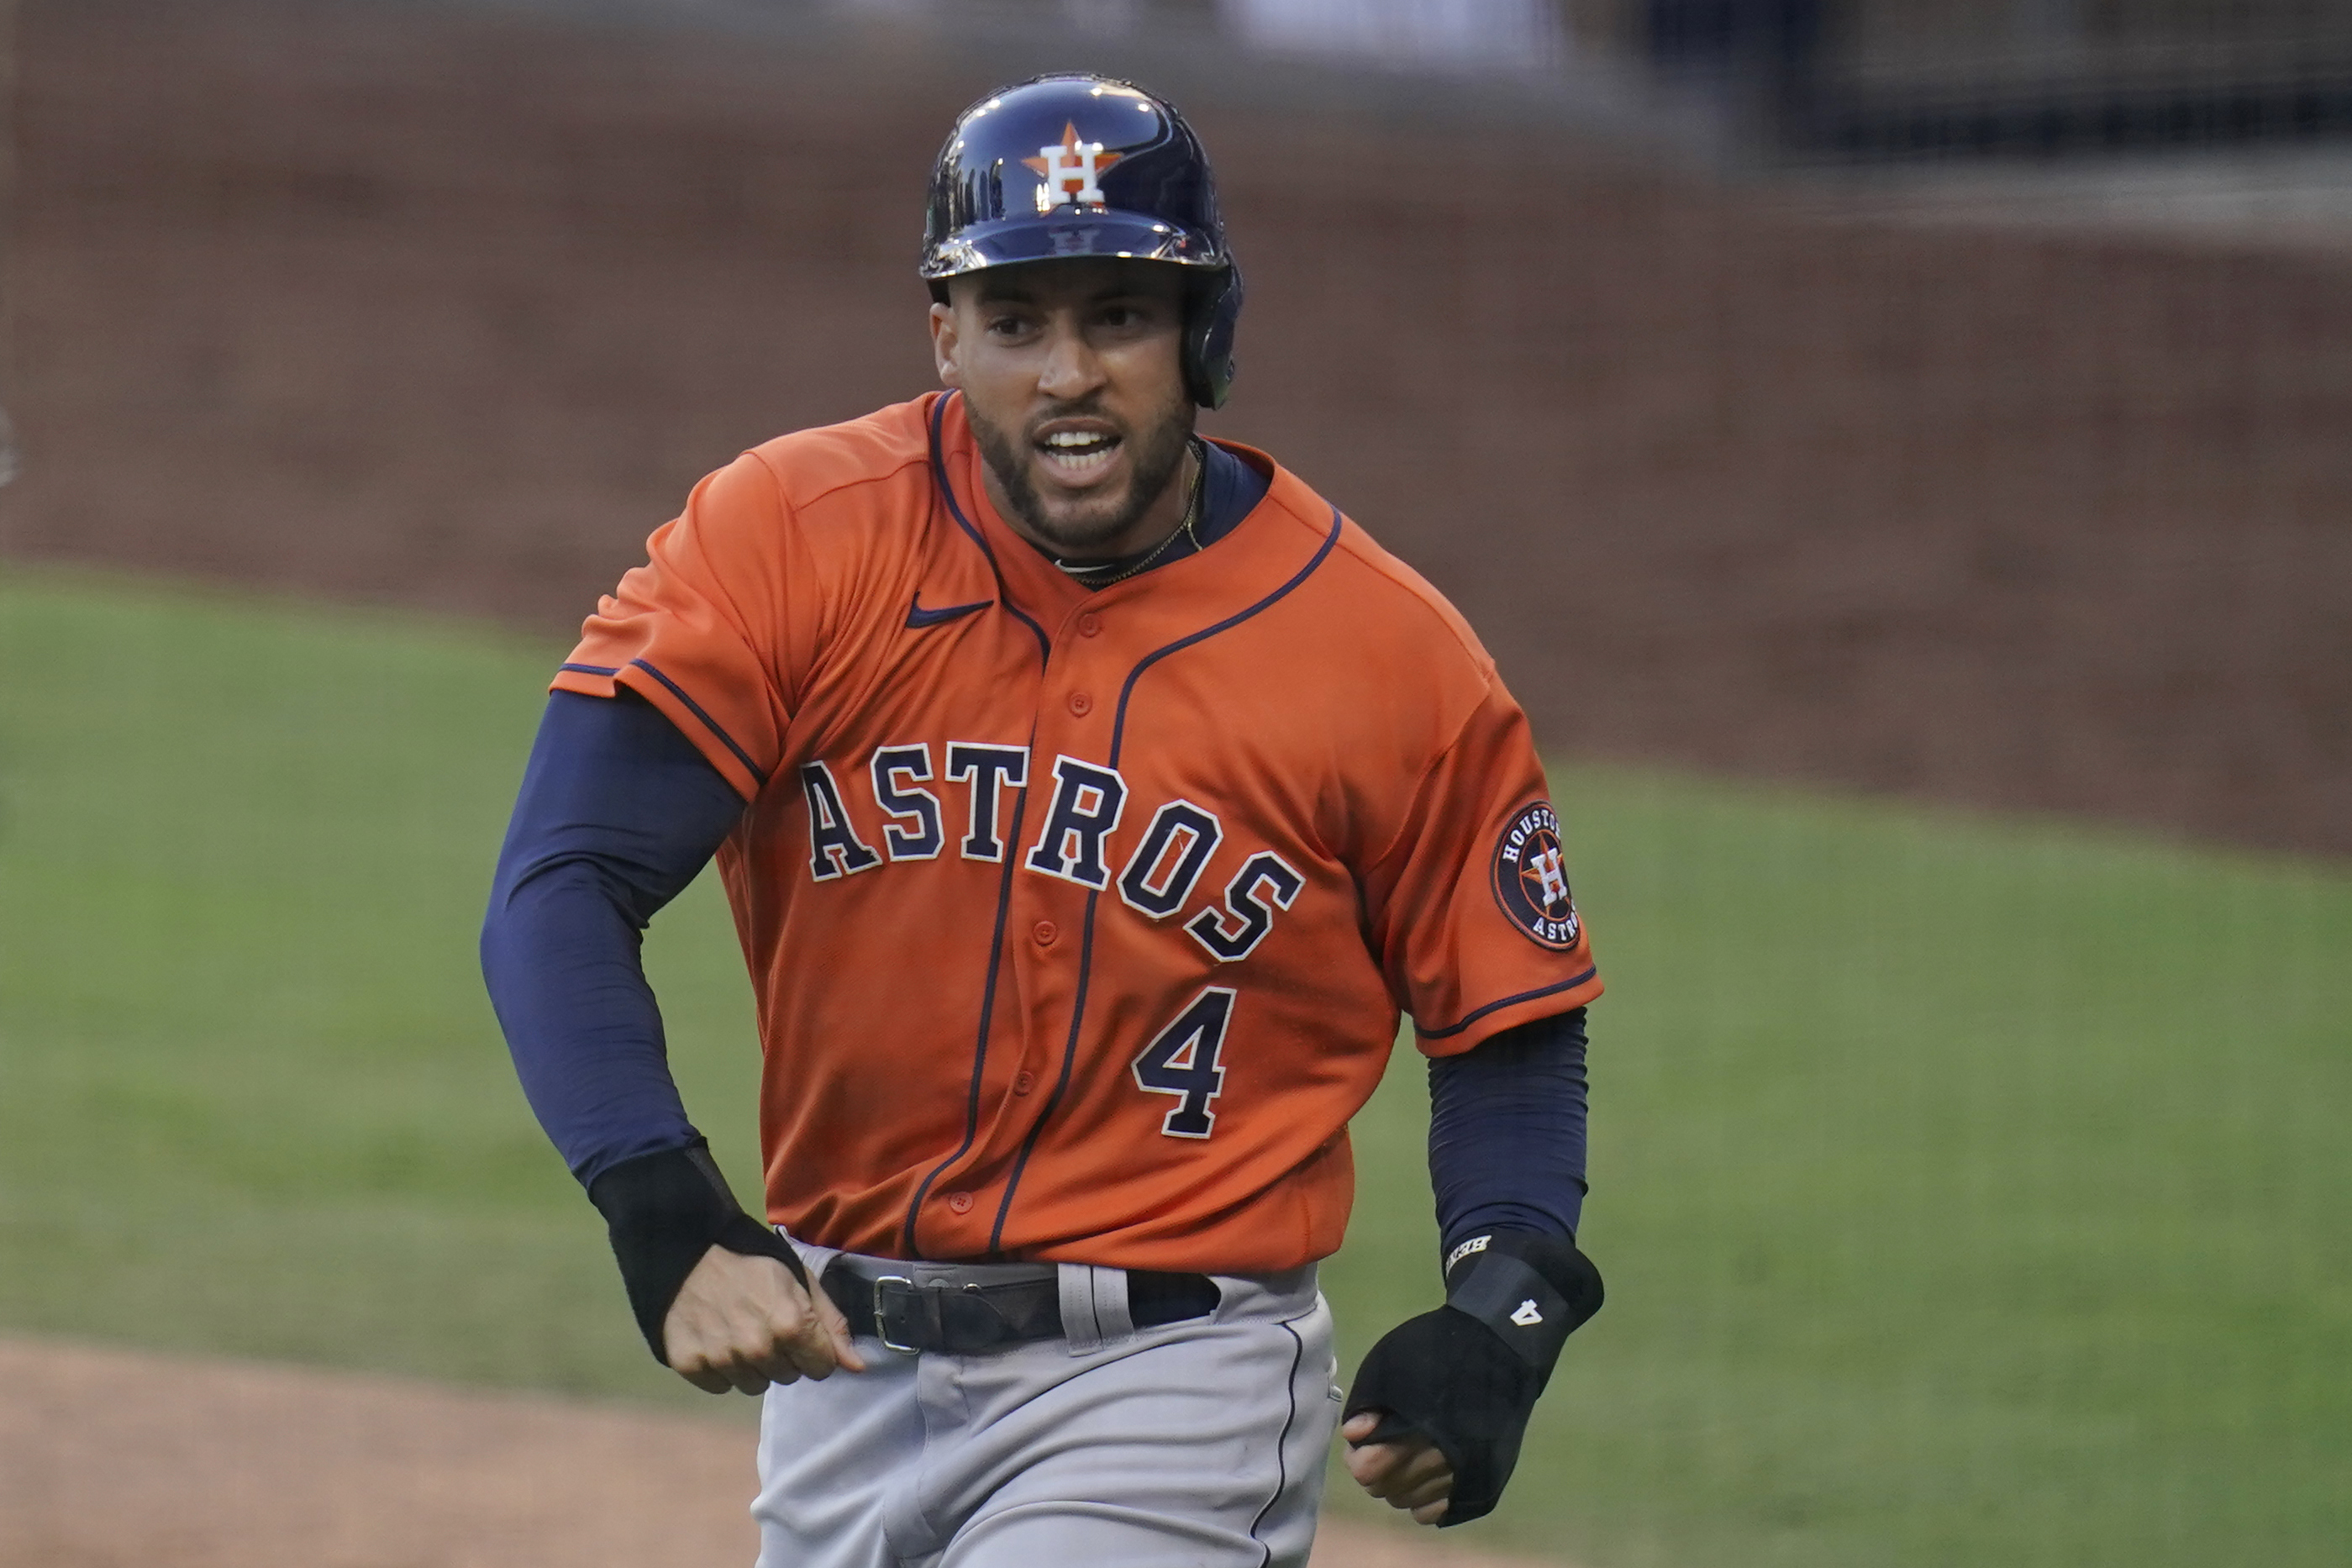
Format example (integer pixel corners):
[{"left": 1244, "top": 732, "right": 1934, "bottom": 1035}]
[
  {"left": 0, "top": 1337, "right": 1542, "bottom": 1568},
  {"left": 6, "top": 0, "right": 2350, "bottom": 855}
]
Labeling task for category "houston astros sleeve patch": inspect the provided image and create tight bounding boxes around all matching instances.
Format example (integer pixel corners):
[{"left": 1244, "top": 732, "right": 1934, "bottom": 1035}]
[{"left": 1492, "top": 801, "right": 1581, "bottom": 950}]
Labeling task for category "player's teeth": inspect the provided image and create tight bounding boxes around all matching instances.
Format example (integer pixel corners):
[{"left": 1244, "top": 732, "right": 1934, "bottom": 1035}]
[{"left": 1039, "top": 430, "right": 1118, "bottom": 471}]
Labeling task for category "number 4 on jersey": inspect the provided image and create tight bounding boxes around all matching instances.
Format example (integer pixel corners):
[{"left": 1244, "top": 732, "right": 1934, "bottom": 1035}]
[{"left": 1131, "top": 987, "right": 1235, "bottom": 1139}]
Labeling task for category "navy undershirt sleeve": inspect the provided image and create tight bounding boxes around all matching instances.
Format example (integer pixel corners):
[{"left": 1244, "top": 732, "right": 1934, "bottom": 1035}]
[
  {"left": 481, "top": 689, "right": 747, "bottom": 1187},
  {"left": 1428, "top": 1007, "right": 1590, "bottom": 1256}
]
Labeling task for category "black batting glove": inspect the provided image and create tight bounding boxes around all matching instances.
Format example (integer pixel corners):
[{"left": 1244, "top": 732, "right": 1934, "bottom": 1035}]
[
  {"left": 584, "top": 1139, "right": 809, "bottom": 1365},
  {"left": 1344, "top": 1229, "right": 1603, "bottom": 1525}
]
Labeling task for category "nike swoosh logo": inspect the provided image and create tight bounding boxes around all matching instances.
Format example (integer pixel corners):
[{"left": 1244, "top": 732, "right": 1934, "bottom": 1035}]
[{"left": 906, "top": 594, "right": 993, "bottom": 629}]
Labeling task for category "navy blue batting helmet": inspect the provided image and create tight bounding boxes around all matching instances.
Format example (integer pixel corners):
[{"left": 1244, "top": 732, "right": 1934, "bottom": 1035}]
[{"left": 920, "top": 75, "right": 1244, "bottom": 409}]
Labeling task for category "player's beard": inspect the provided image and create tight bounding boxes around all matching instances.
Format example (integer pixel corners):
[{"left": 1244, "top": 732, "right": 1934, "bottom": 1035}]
[{"left": 970, "top": 392, "right": 1197, "bottom": 561}]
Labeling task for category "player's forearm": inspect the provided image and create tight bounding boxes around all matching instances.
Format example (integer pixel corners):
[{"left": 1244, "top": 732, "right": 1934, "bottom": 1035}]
[
  {"left": 1425, "top": 1006, "right": 1589, "bottom": 1254},
  {"left": 481, "top": 689, "right": 747, "bottom": 1186}
]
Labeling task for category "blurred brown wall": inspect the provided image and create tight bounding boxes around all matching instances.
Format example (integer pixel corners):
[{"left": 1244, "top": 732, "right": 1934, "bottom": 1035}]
[{"left": 6, "top": 0, "right": 2349, "bottom": 856}]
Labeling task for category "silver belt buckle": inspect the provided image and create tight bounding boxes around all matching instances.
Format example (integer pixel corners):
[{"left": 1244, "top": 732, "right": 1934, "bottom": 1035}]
[{"left": 872, "top": 1274, "right": 922, "bottom": 1355}]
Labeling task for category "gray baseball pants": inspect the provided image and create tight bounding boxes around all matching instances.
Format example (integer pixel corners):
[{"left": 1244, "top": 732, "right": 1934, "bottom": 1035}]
[{"left": 755, "top": 1241, "right": 1339, "bottom": 1568}]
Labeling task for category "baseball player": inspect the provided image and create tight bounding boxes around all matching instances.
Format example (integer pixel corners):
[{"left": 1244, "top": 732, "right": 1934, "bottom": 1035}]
[{"left": 483, "top": 75, "right": 1602, "bottom": 1566}]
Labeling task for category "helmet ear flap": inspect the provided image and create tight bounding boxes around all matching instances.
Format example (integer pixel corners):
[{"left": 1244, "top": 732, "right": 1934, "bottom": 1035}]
[{"left": 1184, "top": 264, "right": 1244, "bottom": 410}]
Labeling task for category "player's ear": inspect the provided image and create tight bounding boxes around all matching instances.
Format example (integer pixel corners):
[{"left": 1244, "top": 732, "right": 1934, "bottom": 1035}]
[{"left": 929, "top": 299, "right": 963, "bottom": 389}]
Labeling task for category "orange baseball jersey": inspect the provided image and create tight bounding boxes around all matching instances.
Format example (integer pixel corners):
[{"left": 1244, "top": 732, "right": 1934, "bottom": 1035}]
[{"left": 551, "top": 391, "right": 1600, "bottom": 1274}]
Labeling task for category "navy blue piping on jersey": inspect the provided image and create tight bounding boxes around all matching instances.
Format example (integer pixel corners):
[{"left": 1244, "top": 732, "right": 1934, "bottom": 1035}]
[
  {"left": 618, "top": 656, "right": 769, "bottom": 790},
  {"left": 1416, "top": 968, "right": 1599, "bottom": 1041},
  {"left": 987, "top": 508, "right": 1347, "bottom": 1251},
  {"left": 560, "top": 661, "right": 620, "bottom": 676},
  {"left": 902, "top": 391, "right": 1054, "bottom": 1257},
  {"left": 927, "top": 391, "right": 1052, "bottom": 664},
  {"left": 897, "top": 722, "right": 1041, "bottom": 1260}
]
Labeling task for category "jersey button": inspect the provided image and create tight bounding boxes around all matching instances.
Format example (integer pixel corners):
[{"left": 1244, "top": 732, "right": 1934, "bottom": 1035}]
[
  {"left": 945, "top": 1191, "right": 973, "bottom": 1214},
  {"left": 1077, "top": 613, "right": 1102, "bottom": 638},
  {"left": 1013, "top": 1070, "right": 1036, "bottom": 1096},
  {"left": 1067, "top": 691, "right": 1093, "bottom": 717},
  {"left": 1032, "top": 919, "right": 1058, "bottom": 946}
]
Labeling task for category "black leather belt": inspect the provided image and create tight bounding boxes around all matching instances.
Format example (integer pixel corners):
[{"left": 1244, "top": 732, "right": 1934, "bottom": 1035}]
[{"left": 822, "top": 1260, "right": 1218, "bottom": 1355}]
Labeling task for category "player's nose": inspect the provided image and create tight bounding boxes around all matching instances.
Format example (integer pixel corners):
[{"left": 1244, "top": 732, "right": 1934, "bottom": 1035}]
[{"left": 1034, "top": 317, "right": 1108, "bottom": 401}]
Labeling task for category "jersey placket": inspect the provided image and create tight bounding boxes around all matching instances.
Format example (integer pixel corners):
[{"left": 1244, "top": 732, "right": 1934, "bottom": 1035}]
[
  {"left": 962, "top": 602, "right": 1118, "bottom": 1253},
  {"left": 906, "top": 408, "right": 1105, "bottom": 1256},
  {"left": 913, "top": 397, "right": 1349, "bottom": 1260}
]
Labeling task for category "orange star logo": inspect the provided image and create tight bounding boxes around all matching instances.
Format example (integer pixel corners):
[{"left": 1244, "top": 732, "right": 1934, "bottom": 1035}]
[{"left": 1023, "top": 121, "right": 1122, "bottom": 211}]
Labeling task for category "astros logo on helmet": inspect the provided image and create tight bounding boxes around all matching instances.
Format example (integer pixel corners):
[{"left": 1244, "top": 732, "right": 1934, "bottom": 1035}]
[
  {"left": 919, "top": 74, "right": 1244, "bottom": 408},
  {"left": 1023, "top": 123, "right": 1121, "bottom": 208}
]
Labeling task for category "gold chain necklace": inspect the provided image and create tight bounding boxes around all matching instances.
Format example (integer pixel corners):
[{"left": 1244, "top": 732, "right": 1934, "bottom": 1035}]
[{"left": 1056, "top": 444, "right": 1205, "bottom": 589}]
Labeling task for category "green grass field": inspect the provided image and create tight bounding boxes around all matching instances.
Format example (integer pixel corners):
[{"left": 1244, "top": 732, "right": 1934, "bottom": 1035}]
[{"left": 2, "top": 567, "right": 2345, "bottom": 1567}]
